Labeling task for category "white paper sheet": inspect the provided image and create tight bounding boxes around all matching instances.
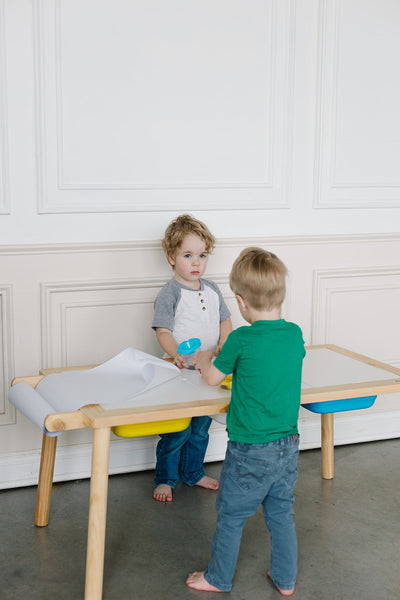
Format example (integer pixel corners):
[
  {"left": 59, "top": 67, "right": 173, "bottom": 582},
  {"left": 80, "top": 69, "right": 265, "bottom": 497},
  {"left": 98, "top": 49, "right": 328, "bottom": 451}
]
[{"left": 8, "top": 348, "right": 180, "bottom": 435}]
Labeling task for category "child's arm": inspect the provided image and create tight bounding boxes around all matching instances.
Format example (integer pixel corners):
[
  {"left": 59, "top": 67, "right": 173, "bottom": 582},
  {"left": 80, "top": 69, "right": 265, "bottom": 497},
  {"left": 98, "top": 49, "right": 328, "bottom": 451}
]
[
  {"left": 155, "top": 327, "right": 189, "bottom": 369},
  {"left": 193, "top": 350, "right": 227, "bottom": 386},
  {"left": 216, "top": 317, "right": 232, "bottom": 355}
]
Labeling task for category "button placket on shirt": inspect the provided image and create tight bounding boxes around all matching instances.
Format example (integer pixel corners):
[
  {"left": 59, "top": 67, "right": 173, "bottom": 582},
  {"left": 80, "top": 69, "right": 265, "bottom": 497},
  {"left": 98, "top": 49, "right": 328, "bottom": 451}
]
[{"left": 198, "top": 291, "right": 206, "bottom": 311}]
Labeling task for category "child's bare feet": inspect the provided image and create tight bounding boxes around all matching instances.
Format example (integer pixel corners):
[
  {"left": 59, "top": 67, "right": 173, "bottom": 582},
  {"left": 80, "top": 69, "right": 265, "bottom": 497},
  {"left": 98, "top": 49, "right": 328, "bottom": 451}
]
[
  {"left": 267, "top": 570, "right": 295, "bottom": 596},
  {"left": 153, "top": 484, "right": 173, "bottom": 502},
  {"left": 195, "top": 475, "right": 219, "bottom": 490},
  {"left": 186, "top": 571, "right": 223, "bottom": 591}
]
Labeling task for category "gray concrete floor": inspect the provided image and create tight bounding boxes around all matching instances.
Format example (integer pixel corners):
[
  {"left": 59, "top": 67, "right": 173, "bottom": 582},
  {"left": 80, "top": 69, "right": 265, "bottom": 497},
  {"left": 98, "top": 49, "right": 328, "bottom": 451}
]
[{"left": 1, "top": 439, "right": 400, "bottom": 600}]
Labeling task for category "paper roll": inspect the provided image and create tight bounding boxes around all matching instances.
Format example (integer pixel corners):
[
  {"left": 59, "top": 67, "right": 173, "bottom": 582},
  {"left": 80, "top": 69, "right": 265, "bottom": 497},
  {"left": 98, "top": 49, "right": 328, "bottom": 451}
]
[{"left": 8, "top": 383, "right": 60, "bottom": 437}]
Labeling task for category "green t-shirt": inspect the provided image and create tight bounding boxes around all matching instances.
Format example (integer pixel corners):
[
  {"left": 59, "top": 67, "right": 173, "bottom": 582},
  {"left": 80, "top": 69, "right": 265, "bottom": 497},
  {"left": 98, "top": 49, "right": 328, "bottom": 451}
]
[{"left": 213, "top": 320, "right": 305, "bottom": 444}]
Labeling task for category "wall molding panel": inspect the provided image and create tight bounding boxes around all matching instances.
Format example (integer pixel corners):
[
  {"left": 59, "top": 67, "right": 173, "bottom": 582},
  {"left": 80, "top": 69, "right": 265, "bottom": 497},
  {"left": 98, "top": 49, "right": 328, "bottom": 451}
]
[
  {"left": 0, "top": 234, "right": 399, "bottom": 487},
  {"left": 0, "top": 285, "right": 15, "bottom": 425},
  {"left": 34, "top": 0, "right": 295, "bottom": 213},
  {"left": 0, "top": 0, "right": 10, "bottom": 214},
  {"left": 41, "top": 277, "right": 170, "bottom": 367},
  {"left": 314, "top": 0, "right": 400, "bottom": 208},
  {"left": 311, "top": 266, "right": 400, "bottom": 362},
  {"left": 41, "top": 274, "right": 236, "bottom": 368}
]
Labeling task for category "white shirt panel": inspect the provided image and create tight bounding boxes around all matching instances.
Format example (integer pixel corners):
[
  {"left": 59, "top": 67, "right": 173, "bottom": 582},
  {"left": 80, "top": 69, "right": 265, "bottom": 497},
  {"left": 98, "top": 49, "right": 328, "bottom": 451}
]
[{"left": 173, "top": 286, "right": 220, "bottom": 352}]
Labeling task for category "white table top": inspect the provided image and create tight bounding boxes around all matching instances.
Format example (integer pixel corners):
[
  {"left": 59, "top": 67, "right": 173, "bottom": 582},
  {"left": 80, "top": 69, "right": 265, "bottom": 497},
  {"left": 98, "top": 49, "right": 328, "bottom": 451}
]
[{"left": 301, "top": 347, "right": 397, "bottom": 389}]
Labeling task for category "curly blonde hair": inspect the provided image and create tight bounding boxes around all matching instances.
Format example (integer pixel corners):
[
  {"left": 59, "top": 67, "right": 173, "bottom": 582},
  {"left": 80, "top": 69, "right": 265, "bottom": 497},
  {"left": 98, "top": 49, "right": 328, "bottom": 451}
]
[{"left": 162, "top": 214, "right": 216, "bottom": 264}]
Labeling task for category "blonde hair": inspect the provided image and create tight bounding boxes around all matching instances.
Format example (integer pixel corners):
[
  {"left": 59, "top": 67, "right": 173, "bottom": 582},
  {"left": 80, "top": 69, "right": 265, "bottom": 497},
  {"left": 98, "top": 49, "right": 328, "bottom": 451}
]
[
  {"left": 162, "top": 214, "right": 215, "bottom": 264},
  {"left": 230, "top": 247, "right": 287, "bottom": 310}
]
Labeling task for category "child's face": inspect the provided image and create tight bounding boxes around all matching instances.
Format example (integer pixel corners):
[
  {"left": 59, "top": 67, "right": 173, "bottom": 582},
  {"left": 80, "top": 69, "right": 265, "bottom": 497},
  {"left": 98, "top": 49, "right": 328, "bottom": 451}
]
[{"left": 169, "top": 233, "right": 209, "bottom": 289}]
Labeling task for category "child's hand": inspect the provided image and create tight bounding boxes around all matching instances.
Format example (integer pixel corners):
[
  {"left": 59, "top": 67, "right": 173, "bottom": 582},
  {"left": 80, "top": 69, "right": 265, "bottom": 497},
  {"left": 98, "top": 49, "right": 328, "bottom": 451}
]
[
  {"left": 173, "top": 354, "right": 189, "bottom": 369},
  {"left": 193, "top": 351, "right": 226, "bottom": 386},
  {"left": 193, "top": 350, "right": 213, "bottom": 373}
]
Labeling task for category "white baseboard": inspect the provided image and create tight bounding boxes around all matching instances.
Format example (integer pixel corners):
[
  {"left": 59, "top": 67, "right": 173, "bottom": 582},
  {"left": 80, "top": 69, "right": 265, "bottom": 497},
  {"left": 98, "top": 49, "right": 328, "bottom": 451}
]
[
  {"left": 1, "top": 414, "right": 399, "bottom": 490},
  {"left": 0, "top": 427, "right": 229, "bottom": 490},
  {"left": 298, "top": 409, "right": 400, "bottom": 449}
]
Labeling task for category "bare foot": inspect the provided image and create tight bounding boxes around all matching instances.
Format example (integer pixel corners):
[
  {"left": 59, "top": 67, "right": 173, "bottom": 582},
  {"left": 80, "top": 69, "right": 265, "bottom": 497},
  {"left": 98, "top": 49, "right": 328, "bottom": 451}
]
[
  {"left": 186, "top": 571, "right": 223, "bottom": 592},
  {"left": 153, "top": 484, "right": 173, "bottom": 502},
  {"left": 195, "top": 475, "right": 219, "bottom": 490},
  {"left": 267, "top": 570, "right": 295, "bottom": 596}
]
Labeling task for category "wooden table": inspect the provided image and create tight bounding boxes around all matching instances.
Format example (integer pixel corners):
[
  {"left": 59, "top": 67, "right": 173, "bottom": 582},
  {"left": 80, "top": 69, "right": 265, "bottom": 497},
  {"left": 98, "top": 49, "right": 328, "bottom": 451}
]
[{"left": 10, "top": 344, "right": 400, "bottom": 600}]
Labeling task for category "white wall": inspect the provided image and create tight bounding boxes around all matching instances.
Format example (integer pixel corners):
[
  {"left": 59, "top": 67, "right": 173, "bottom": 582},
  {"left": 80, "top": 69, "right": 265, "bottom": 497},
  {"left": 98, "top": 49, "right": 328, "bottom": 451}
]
[{"left": 1, "top": 0, "right": 399, "bottom": 488}]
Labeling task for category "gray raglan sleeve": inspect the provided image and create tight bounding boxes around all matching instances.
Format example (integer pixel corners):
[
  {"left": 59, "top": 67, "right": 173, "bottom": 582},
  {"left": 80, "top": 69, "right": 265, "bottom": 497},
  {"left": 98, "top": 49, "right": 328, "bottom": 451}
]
[{"left": 151, "top": 280, "right": 179, "bottom": 331}]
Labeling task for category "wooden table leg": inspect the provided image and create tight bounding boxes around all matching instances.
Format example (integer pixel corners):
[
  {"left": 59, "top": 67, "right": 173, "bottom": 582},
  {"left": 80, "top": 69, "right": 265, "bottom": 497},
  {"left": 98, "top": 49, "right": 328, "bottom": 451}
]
[
  {"left": 84, "top": 427, "right": 111, "bottom": 600},
  {"left": 321, "top": 413, "right": 334, "bottom": 480},
  {"left": 35, "top": 433, "right": 58, "bottom": 527}
]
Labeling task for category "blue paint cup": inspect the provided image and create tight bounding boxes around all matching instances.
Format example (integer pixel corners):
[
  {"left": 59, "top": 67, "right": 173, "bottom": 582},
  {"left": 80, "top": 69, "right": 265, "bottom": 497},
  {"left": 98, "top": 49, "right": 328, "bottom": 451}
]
[{"left": 177, "top": 338, "right": 201, "bottom": 367}]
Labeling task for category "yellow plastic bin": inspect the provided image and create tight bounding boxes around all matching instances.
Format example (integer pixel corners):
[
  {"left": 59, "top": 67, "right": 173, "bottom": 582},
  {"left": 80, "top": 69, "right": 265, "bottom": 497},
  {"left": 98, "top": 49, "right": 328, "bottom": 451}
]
[{"left": 112, "top": 417, "right": 191, "bottom": 438}]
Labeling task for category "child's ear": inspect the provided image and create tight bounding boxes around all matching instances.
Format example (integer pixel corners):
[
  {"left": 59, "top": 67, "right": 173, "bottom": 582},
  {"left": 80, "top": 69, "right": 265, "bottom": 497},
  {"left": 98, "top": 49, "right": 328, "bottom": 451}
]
[
  {"left": 168, "top": 255, "right": 176, "bottom": 267},
  {"left": 235, "top": 294, "right": 247, "bottom": 311}
]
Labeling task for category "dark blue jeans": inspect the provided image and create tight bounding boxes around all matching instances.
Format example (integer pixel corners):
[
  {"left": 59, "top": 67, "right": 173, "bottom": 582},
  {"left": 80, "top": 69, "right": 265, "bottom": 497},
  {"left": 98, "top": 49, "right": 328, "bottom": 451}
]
[
  {"left": 154, "top": 416, "right": 212, "bottom": 488},
  {"left": 204, "top": 435, "right": 299, "bottom": 592}
]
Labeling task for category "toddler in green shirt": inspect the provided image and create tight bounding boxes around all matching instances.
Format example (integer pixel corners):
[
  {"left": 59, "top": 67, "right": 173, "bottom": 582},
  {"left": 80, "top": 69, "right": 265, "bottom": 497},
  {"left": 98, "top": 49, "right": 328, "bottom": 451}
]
[{"left": 186, "top": 247, "right": 305, "bottom": 596}]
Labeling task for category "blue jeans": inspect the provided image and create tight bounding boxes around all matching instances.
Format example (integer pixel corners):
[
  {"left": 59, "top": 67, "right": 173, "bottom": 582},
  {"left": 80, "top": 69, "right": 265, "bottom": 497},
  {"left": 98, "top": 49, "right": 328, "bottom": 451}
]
[
  {"left": 154, "top": 416, "right": 212, "bottom": 488},
  {"left": 204, "top": 435, "right": 299, "bottom": 592}
]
